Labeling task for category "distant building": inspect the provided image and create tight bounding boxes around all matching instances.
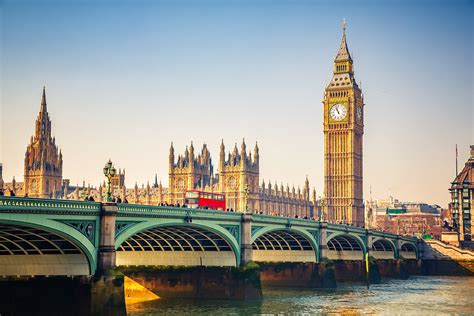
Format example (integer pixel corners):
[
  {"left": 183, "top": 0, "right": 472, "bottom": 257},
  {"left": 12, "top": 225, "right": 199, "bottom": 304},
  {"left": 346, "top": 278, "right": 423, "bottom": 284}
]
[
  {"left": 23, "top": 87, "right": 63, "bottom": 198},
  {"left": 365, "top": 196, "right": 443, "bottom": 238},
  {"left": 450, "top": 145, "right": 474, "bottom": 241},
  {"left": 167, "top": 140, "right": 316, "bottom": 217},
  {"left": 111, "top": 169, "right": 125, "bottom": 189}
]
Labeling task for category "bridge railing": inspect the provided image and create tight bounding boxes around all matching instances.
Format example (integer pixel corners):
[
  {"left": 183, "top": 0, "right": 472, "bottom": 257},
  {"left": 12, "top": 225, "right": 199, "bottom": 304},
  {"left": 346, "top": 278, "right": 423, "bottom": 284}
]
[
  {"left": 116, "top": 203, "right": 242, "bottom": 221},
  {"left": 252, "top": 213, "right": 320, "bottom": 227},
  {"left": 0, "top": 196, "right": 100, "bottom": 213}
]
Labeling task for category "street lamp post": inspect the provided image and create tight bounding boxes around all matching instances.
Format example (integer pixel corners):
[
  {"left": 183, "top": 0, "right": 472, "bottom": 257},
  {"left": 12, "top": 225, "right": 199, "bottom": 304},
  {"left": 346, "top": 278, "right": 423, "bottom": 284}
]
[
  {"left": 244, "top": 183, "right": 250, "bottom": 213},
  {"left": 320, "top": 198, "right": 326, "bottom": 222},
  {"left": 103, "top": 159, "right": 116, "bottom": 203}
]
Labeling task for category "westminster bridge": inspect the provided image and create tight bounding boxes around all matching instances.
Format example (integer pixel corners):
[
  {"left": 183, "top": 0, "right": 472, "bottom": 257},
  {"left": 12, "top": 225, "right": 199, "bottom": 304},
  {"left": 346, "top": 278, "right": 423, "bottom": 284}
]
[
  {"left": 0, "top": 196, "right": 419, "bottom": 276},
  {"left": 0, "top": 196, "right": 426, "bottom": 314}
]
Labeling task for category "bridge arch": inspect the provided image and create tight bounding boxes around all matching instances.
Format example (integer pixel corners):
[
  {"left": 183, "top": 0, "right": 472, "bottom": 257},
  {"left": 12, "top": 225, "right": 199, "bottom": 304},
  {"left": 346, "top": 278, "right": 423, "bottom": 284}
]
[
  {"left": 371, "top": 238, "right": 397, "bottom": 259},
  {"left": 326, "top": 233, "right": 366, "bottom": 260},
  {"left": 400, "top": 242, "right": 418, "bottom": 259},
  {"left": 251, "top": 227, "right": 318, "bottom": 263},
  {"left": 115, "top": 221, "right": 240, "bottom": 267},
  {"left": 0, "top": 219, "right": 96, "bottom": 276}
]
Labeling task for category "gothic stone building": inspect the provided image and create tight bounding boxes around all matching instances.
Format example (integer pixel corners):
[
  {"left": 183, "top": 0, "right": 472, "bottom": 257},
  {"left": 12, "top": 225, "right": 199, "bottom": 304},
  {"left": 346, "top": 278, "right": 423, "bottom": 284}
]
[
  {"left": 167, "top": 142, "right": 213, "bottom": 205},
  {"left": 323, "top": 21, "right": 365, "bottom": 226},
  {"left": 23, "top": 87, "right": 63, "bottom": 198},
  {"left": 167, "top": 140, "right": 316, "bottom": 217}
]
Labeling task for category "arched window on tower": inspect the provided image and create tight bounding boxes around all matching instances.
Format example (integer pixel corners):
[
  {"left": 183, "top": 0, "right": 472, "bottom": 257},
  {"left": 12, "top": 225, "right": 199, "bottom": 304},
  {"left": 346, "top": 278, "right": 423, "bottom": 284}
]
[{"left": 31, "top": 179, "right": 37, "bottom": 192}]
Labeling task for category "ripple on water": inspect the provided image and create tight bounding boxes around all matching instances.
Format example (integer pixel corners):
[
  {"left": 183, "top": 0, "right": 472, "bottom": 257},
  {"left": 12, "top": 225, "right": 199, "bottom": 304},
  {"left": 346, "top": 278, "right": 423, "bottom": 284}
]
[{"left": 126, "top": 276, "right": 474, "bottom": 316}]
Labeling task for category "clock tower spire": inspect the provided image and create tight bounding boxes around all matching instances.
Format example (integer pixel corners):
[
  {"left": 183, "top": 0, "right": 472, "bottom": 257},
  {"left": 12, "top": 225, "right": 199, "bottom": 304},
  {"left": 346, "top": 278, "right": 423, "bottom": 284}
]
[{"left": 322, "top": 20, "right": 365, "bottom": 227}]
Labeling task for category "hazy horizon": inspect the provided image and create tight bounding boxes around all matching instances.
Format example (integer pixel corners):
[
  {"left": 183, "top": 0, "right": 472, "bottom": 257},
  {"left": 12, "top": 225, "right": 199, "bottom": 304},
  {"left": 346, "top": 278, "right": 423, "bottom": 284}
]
[{"left": 1, "top": 0, "right": 473, "bottom": 207}]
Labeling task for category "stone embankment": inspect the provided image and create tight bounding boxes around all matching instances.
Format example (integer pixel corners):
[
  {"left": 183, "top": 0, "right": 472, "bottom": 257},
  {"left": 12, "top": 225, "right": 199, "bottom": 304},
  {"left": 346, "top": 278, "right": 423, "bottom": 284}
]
[{"left": 422, "top": 239, "right": 474, "bottom": 275}]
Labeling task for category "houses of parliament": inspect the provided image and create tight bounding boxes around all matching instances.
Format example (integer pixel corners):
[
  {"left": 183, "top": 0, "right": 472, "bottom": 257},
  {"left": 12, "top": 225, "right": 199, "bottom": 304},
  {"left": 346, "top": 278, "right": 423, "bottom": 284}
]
[{"left": 1, "top": 21, "right": 365, "bottom": 225}]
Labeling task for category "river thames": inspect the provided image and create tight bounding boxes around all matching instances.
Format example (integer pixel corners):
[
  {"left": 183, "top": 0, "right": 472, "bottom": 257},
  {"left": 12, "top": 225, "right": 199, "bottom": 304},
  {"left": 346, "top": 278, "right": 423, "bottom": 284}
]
[{"left": 126, "top": 276, "right": 474, "bottom": 315}]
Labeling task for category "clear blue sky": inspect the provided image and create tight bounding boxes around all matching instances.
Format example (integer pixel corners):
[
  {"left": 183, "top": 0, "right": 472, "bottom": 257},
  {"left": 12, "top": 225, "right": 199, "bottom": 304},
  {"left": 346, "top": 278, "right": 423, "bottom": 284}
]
[{"left": 1, "top": 0, "right": 472, "bottom": 206}]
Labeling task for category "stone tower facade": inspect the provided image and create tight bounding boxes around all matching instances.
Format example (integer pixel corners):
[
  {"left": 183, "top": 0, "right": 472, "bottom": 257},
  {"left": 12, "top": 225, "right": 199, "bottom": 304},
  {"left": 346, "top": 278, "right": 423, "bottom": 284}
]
[
  {"left": 219, "top": 140, "right": 259, "bottom": 211},
  {"left": 111, "top": 168, "right": 125, "bottom": 189},
  {"left": 168, "top": 142, "right": 213, "bottom": 205},
  {"left": 323, "top": 21, "right": 364, "bottom": 226},
  {"left": 24, "top": 87, "right": 63, "bottom": 198}
]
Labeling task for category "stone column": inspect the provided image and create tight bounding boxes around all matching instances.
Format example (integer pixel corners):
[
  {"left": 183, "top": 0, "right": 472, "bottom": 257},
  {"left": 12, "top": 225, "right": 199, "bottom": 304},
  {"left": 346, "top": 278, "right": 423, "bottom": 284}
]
[
  {"left": 240, "top": 213, "right": 253, "bottom": 265},
  {"left": 366, "top": 230, "right": 373, "bottom": 257},
  {"left": 97, "top": 202, "right": 117, "bottom": 275},
  {"left": 395, "top": 237, "right": 402, "bottom": 259},
  {"left": 416, "top": 239, "right": 423, "bottom": 259},
  {"left": 319, "top": 222, "right": 328, "bottom": 260}
]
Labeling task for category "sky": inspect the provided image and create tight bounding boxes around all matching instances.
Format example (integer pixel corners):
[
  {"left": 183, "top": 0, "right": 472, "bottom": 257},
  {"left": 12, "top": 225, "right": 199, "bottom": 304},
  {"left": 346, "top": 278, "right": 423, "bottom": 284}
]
[{"left": 1, "top": 0, "right": 472, "bottom": 207}]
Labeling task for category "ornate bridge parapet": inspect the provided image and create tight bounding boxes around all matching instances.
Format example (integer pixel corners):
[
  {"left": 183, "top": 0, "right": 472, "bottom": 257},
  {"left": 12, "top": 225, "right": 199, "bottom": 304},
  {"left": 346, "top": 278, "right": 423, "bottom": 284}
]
[{"left": 0, "top": 196, "right": 420, "bottom": 277}]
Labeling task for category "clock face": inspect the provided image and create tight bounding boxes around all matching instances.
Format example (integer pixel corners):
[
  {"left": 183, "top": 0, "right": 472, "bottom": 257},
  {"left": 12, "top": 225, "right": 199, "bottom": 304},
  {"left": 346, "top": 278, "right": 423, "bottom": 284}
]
[
  {"left": 330, "top": 103, "right": 347, "bottom": 121},
  {"left": 356, "top": 106, "right": 363, "bottom": 123}
]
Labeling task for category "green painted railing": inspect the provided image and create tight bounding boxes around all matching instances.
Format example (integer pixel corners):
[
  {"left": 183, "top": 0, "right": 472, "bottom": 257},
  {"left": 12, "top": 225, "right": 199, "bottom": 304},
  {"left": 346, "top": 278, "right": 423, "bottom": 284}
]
[
  {"left": 0, "top": 196, "right": 419, "bottom": 244},
  {"left": 0, "top": 196, "right": 101, "bottom": 212},
  {"left": 252, "top": 213, "right": 320, "bottom": 228},
  {"left": 116, "top": 203, "right": 242, "bottom": 221},
  {"left": 327, "top": 222, "right": 367, "bottom": 234}
]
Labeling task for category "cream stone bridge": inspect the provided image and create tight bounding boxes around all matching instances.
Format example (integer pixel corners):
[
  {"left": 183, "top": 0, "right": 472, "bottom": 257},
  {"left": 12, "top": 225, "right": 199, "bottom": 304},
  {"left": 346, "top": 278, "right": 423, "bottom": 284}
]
[{"left": 0, "top": 196, "right": 419, "bottom": 276}]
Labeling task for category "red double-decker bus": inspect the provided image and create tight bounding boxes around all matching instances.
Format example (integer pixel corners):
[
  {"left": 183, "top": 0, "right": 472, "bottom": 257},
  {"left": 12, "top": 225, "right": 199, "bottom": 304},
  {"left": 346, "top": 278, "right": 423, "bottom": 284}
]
[{"left": 185, "top": 190, "right": 226, "bottom": 210}]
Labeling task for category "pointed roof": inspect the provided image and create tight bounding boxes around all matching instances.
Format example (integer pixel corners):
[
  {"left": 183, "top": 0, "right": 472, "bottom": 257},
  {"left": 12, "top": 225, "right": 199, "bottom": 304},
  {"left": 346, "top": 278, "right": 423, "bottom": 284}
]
[
  {"left": 40, "top": 86, "right": 47, "bottom": 113},
  {"left": 335, "top": 18, "right": 352, "bottom": 62}
]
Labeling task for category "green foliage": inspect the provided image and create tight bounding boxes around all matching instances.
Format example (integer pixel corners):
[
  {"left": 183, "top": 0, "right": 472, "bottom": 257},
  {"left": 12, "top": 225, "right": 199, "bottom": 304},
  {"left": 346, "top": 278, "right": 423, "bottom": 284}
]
[
  {"left": 107, "top": 268, "right": 124, "bottom": 277},
  {"left": 240, "top": 261, "right": 260, "bottom": 272}
]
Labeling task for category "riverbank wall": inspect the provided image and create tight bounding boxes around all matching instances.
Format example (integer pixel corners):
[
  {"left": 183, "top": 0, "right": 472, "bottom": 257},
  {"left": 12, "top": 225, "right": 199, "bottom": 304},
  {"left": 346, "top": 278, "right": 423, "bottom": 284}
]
[
  {"left": 421, "top": 239, "right": 474, "bottom": 276},
  {"left": 0, "top": 275, "right": 126, "bottom": 316},
  {"left": 119, "top": 262, "right": 262, "bottom": 300}
]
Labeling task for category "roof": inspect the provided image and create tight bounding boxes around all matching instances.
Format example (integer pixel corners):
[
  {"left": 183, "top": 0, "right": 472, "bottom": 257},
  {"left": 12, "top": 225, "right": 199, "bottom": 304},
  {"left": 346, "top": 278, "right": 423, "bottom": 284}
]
[
  {"left": 452, "top": 145, "right": 474, "bottom": 188},
  {"left": 335, "top": 19, "right": 352, "bottom": 62}
]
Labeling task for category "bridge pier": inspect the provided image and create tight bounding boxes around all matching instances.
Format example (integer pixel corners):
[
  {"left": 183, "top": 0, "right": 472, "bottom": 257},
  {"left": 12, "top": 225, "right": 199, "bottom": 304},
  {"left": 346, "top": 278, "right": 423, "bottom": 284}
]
[
  {"left": 97, "top": 202, "right": 118, "bottom": 276},
  {"left": 366, "top": 230, "right": 373, "bottom": 255},
  {"left": 241, "top": 213, "right": 253, "bottom": 265},
  {"left": 396, "top": 237, "right": 402, "bottom": 259},
  {"left": 319, "top": 222, "right": 328, "bottom": 260}
]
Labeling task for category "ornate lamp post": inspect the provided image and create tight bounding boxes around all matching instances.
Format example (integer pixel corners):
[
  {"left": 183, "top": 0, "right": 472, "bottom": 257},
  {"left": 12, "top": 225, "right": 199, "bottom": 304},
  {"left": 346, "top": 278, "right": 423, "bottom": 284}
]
[
  {"left": 103, "top": 159, "right": 116, "bottom": 203},
  {"left": 244, "top": 183, "right": 250, "bottom": 213},
  {"left": 319, "top": 198, "right": 326, "bottom": 222}
]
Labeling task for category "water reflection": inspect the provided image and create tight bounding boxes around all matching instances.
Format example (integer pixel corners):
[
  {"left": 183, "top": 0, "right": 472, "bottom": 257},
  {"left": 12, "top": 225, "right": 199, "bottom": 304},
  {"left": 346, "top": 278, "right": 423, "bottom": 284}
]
[{"left": 127, "top": 276, "right": 474, "bottom": 315}]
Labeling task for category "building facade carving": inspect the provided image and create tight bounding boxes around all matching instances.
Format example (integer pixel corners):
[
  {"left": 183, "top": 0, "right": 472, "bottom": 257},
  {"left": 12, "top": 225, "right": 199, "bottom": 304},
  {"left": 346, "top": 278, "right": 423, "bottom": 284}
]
[
  {"left": 168, "top": 142, "right": 214, "bottom": 205},
  {"left": 323, "top": 20, "right": 364, "bottom": 226},
  {"left": 164, "top": 139, "right": 316, "bottom": 217}
]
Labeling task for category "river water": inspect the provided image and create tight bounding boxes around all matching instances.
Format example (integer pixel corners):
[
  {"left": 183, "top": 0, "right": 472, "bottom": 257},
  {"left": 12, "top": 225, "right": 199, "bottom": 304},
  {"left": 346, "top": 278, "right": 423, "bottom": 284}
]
[{"left": 126, "top": 276, "right": 474, "bottom": 315}]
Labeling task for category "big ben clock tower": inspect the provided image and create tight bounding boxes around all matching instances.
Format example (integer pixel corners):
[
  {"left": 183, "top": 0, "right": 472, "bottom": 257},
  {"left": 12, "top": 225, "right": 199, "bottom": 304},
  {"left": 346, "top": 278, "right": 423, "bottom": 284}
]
[{"left": 323, "top": 20, "right": 364, "bottom": 227}]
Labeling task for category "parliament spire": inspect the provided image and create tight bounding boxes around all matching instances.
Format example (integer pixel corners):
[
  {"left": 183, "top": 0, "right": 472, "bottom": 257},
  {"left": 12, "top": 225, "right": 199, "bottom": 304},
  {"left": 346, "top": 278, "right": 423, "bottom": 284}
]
[{"left": 40, "top": 86, "right": 47, "bottom": 114}]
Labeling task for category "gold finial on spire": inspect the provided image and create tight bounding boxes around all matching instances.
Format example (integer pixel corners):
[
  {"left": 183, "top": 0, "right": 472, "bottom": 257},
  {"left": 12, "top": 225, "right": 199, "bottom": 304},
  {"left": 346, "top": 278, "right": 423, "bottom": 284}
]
[{"left": 342, "top": 17, "right": 346, "bottom": 33}]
